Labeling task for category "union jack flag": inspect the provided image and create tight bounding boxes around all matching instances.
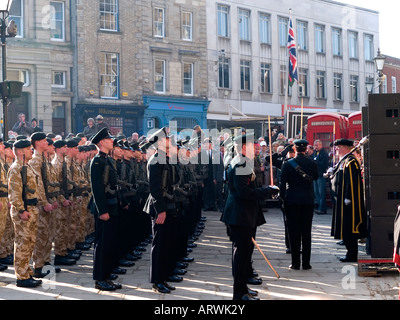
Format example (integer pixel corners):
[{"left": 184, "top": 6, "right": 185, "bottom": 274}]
[{"left": 287, "top": 17, "right": 298, "bottom": 87}]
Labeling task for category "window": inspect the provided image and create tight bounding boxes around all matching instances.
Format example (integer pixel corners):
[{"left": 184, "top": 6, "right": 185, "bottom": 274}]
[
  {"left": 100, "top": 0, "right": 118, "bottom": 31},
  {"left": 183, "top": 63, "right": 193, "bottom": 95},
  {"left": 52, "top": 71, "right": 66, "bottom": 88},
  {"left": 154, "top": 7, "right": 165, "bottom": 37},
  {"left": 50, "top": 2, "right": 65, "bottom": 41},
  {"left": 181, "top": 11, "right": 192, "bottom": 41},
  {"left": 218, "top": 57, "right": 230, "bottom": 89},
  {"left": 100, "top": 52, "right": 119, "bottom": 99},
  {"left": 316, "top": 70, "right": 326, "bottom": 99},
  {"left": 315, "top": 24, "right": 325, "bottom": 53},
  {"left": 260, "top": 63, "right": 271, "bottom": 93},
  {"left": 298, "top": 68, "right": 308, "bottom": 97},
  {"left": 297, "top": 20, "right": 307, "bottom": 50},
  {"left": 364, "top": 34, "right": 374, "bottom": 61},
  {"left": 8, "top": 69, "right": 29, "bottom": 86},
  {"left": 259, "top": 13, "right": 270, "bottom": 44},
  {"left": 52, "top": 101, "right": 65, "bottom": 118},
  {"left": 154, "top": 59, "right": 166, "bottom": 93},
  {"left": 238, "top": 9, "right": 250, "bottom": 41},
  {"left": 332, "top": 27, "right": 342, "bottom": 56},
  {"left": 392, "top": 76, "right": 397, "bottom": 93},
  {"left": 9, "top": 0, "right": 23, "bottom": 37},
  {"left": 217, "top": 4, "right": 229, "bottom": 37},
  {"left": 278, "top": 17, "right": 288, "bottom": 47},
  {"left": 333, "top": 73, "right": 342, "bottom": 100},
  {"left": 349, "top": 31, "right": 358, "bottom": 59},
  {"left": 240, "top": 60, "right": 251, "bottom": 90},
  {"left": 350, "top": 75, "right": 359, "bottom": 102}
]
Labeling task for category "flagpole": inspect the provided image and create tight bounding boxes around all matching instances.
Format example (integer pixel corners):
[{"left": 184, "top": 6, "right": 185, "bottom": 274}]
[
  {"left": 284, "top": 10, "right": 290, "bottom": 139},
  {"left": 268, "top": 115, "right": 274, "bottom": 186}
]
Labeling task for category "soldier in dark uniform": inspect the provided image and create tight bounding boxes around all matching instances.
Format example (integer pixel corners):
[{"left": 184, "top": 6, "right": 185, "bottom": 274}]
[
  {"left": 279, "top": 139, "right": 318, "bottom": 270},
  {"left": 143, "top": 128, "right": 179, "bottom": 294},
  {"left": 89, "top": 127, "right": 122, "bottom": 291},
  {"left": 222, "top": 134, "right": 278, "bottom": 300}
]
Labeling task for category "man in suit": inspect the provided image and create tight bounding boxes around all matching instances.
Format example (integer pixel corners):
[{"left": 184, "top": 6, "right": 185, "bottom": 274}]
[
  {"left": 202, "top": 138, "right": 217, "bottom": 211},
  {"left": 221, "top": 134, "right": 277, "bottom": 300},
  {"left": 214, "top": 141, "right": 225, "bottom": 212},
  {"left": 312, "top": 139, "right": 330, "bottom": 215},
  {"left": 279, "top": 139, "right": 319, "bottom": 270}
]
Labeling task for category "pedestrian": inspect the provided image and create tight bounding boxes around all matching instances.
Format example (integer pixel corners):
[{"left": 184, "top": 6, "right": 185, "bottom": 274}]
[
  {"left": 11, "top": 113, "right": 34, "bottom": 137},
  {"left": 329, "top": 138, "right": 367, "bottom": 262},
  {"left": 143, "top": 127, "right": 179, "bottom": 294},
  {"left": 279, "top": 139, "right": 318, "bottom": 270},
  {"left": 312, "top": 139, "right": 329, "bottom": 215},
  {"left": 202, "top": 137, "right": 217, "bottom": 211},
  {"left": 31, "top": 119, "right": 42, "bottom": 133},
  {"left": 8, "top": 139, "right": 41, "bottom": 287},
  {"left": 221, "top": 133, "right": 278, "bottom": 300},
  {"left": 95, "top": 115, "right": 109, "bottom": 132},
  {"left": 90, "top": 127, "right": 121, "bottom": 291},
  {"left": 83, "top": 118, "right": 97, "bottom": 140}
]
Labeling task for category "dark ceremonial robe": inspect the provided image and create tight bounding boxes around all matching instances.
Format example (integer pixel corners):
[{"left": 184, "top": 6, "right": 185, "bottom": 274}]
[{"left": 331, "top": 154, "right": 367, "bottom": 240}]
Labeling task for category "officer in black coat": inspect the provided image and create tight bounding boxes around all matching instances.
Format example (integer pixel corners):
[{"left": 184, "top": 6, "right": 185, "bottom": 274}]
[
  {"left": 279, "top": 139, "right": 318, "bottom": 270},
  {"left": 221, "top": 134, "right": 278, "bottom": 300},
  {"left": 89, "top": 127, "right": 122, "bottom": 291},
  {"left": 142, "top": 128, "right": 179, "bottom": 294}
]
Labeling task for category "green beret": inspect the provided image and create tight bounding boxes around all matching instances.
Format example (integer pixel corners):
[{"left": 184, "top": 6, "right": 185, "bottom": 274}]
[
  {"left": 30, "top": 132, "right": 46, "bottom": 141},
  {"left": 76, "top": 132, "right": 85, "bottom": 138},
  {"left": 46, "top": 138, "right": 54, "bottom": 145},
  {"left": 3, "top": 141, "right": 10, "bottom": 149},
  {"left": 46, "top": 133, "right": 56, "bottom": 139},
  {"left": 16, "top": 135, "right": 26, "bottom": 141},
  {"left": 334, "top": 138, "right": 353, "bottom": 147},
  {"left": 54, "top": 140, "right": 67, "bottom": 148},
  {"left": 13, "top": 139, "right": 31, "bottom": 149},
  {"left": 66, "top": 138, "right": 79, "bottom": 148}
]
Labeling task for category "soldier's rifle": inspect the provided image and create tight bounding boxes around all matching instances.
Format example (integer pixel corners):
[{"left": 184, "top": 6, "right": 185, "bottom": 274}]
[{"left": 21, "top": 154, "right": 35, "bottom": 210}]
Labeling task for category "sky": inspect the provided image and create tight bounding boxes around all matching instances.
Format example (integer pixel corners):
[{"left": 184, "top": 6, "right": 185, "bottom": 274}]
[{"left": 339, "top": 0, "right": 398, "bottom": 57}]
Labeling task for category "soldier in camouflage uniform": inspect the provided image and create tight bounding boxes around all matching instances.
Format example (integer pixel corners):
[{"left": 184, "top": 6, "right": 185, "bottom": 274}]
[
  {"left": 0, "top": 139, "right": 8, "bottom": 271},
  {"left": 29, "top": 132, "right": 56, "bottom": 278},
  {"left": 0, "top": 141, "right": 15, "bottom": 266},
  {"left": 8, "top": 139, "right": 41, "bottom": 287},
  {"left": 51, "top": 140, "right": 76, "bottom": 266}
]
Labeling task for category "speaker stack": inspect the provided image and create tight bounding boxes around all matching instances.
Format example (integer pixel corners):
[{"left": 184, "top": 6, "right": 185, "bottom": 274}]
[{"left": 363, "top": 93, "right": 400, "bottom": 258}]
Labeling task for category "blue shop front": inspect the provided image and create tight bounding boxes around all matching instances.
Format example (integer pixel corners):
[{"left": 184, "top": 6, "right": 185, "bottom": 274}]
[
  {"left": 74, "top": 104, "right": 146, "bottom": 137},
  {"left": 142, "top": 96, "right": 210, "bottom": 137}
]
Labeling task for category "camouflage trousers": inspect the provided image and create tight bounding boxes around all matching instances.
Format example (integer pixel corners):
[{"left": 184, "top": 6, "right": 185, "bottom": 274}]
[
  {"left": 10, "top": 205, "right": 39, "bottom": 280},
  {"left": 32, "top": 204, "right": 56, "bottom": 269},
  {"left": 76, "top": 196, "right": 89, "bottom": 243},
  {"left": 54, "top": 197, "right": 69, "bottom": 256},
  {"left": 0, "top": 211, "right": 14, "bottom": 258},
  {"left": 0, "top": 197, "right": 9, "bottom": 247},
  {"left": 67, "top": 198, "right": 81, "bottom": 250}
]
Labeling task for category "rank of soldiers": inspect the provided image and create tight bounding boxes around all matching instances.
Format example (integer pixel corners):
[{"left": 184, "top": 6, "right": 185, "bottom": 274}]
[{"left": 0, "top": 129, "right": 209, "bottom": 292}]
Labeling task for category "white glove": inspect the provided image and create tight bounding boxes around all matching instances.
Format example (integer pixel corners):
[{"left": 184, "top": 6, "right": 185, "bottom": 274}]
[
  {"left": 326, "top": 167, "right": 334, "bottom": 175},
  {"left": 344, "top": 198, "right": 351, "bottom": 205}
]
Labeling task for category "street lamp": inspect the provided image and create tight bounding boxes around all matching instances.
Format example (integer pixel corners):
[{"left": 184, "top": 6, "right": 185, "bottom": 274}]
[
  {"left": 373, "top": 48, "right": 386, "bottom": 94},
  {"left": 0, "top": 0, "right": 22, "bottom": 140},
  {"left": 365, "top": 76, "right": 374, "bottom": 95}
]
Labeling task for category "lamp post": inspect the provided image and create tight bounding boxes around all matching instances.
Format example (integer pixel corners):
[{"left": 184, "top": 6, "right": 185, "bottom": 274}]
[
  {"left": 373, "top": 48, "right": 386, "bottom": 94},
  {"left": 0, "top": 0, "right": 19, "bottom": 140}
]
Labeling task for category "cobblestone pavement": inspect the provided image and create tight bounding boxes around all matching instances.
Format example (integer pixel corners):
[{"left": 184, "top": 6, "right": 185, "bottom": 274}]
[{"left": 0, "top": 207, "right": 398, "bottom": 300}]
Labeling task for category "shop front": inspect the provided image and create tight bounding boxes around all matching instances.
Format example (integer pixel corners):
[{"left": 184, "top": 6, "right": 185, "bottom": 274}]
[
  {"left": 74, "top": 104, "right": 146, "bottom": 137},
  {"left": 142, "top": 96, "right": 210, "bottom": 138}
]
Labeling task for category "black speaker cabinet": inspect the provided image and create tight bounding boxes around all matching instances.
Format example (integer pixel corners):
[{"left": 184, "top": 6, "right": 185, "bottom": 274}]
[
  {"left": 369, "top": 216, "right": 395, "bottom": 258},
  {"left": 361, "top": 105, "right": 369, "bottom": 137},
  {"left": 367, "top": 134, "right": 400, "bottom": 175},
  {"left": 368, "top": 175, "right": 400, "bottom": 217},
  {"left": 368, "top": 94, "right": 400, "bottom": 135}
]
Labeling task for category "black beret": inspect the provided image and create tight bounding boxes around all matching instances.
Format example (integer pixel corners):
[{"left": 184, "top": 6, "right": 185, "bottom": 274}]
[
  {"left": 334, "top": 138, "right": 353, "bottom": 147},
  {"left": 3, "top": 141, "right": 10, "bottom": 149},
  {"left": 66, "top": 138, "right": 79, "bottom": 148},
  {"left": 294, "top": 139, "right": 309, "bottom": 147},
  {"left": 90, "top": 127, "right": 112, "bottom": 145},
  {"left": 76, "top": 132, "right": 85, "bottom": 138},
  {"left": 54, "top": 140, "right": 67, "bottom": 148},
  {"left": 46, "top": 133, "right": 56, "bottom": 139},
  {"left": 16, "top": 135, "right": 26, "bottom": 141},
  {"left": 13, "top": 139, "right": 31, "bottom": 149},
  {"left": 7, "top": 140, "right": 14, "bottom": 147},
  {"left": 46, "top": 138, "right": 54, "bottom": 145},
  {"left": 131, "top": 142, "right": 140, "bottom": 151},
  {"left": 30, "top": 132, "right": 46, "bottom": 141},
  {"left": 78, "top": 145, "right": 87, "bottom": 152}
]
